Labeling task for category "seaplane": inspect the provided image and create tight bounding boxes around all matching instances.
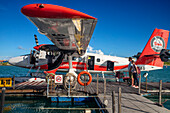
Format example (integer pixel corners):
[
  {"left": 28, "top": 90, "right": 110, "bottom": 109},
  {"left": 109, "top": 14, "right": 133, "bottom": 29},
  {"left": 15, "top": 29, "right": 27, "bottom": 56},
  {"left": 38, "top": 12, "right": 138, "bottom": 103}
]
[{"left": 9, "top": 3, "right": 169, "bottom": 89}]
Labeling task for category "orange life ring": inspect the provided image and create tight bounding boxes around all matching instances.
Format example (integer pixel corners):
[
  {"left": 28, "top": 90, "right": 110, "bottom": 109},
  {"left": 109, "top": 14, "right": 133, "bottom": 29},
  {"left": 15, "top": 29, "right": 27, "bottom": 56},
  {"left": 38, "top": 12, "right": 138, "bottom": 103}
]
[{"left": 77, "top": 71, "right": 92, "bottom": 86}]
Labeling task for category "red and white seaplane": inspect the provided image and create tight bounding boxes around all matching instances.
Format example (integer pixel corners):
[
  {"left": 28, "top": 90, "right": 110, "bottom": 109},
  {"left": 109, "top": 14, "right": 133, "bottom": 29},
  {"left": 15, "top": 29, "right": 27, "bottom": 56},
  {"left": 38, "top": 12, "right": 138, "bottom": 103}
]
[{"left": 9, "top": 4, "right": 169, "bottom": 89}]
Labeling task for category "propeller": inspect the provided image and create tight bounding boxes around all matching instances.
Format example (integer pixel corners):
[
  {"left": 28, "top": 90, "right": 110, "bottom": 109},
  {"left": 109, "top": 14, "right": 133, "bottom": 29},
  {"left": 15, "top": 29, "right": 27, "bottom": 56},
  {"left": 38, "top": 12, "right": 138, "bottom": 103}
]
[
  {"left": 160, "top": 49, "right": 170, "bottom": 62},
  {"left": 143, "top": 49, "right": 170, "bottom": 62},
  {"left": 132, "top": 49, "right": 170, "bottom": 62},
  {"left": 34, "top": 34, "right": 39, "bottom": 46}
]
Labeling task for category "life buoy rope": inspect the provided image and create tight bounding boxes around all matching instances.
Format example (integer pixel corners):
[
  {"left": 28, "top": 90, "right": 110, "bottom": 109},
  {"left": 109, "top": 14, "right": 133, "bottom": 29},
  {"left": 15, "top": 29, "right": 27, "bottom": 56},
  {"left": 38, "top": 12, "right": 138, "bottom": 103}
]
[{"left": 77, "top": 71, "right": 92, "bottom": 86}]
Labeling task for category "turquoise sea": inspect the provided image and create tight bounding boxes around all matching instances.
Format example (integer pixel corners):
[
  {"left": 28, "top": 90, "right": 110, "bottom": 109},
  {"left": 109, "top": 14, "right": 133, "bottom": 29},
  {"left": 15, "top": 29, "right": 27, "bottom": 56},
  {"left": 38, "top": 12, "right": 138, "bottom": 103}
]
[
  {"left": 0, "top": 66, "right": 170, "bottom": 111},
  {"left": 3, "top": 96, "right": 100, "bottom": 113}
]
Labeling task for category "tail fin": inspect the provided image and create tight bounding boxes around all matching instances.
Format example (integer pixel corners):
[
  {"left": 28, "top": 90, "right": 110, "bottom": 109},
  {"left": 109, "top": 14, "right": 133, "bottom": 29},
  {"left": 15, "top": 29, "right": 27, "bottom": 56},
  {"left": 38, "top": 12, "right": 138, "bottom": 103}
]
[{"left": 136, "top": 28, "right": 169, "bottom": 71}]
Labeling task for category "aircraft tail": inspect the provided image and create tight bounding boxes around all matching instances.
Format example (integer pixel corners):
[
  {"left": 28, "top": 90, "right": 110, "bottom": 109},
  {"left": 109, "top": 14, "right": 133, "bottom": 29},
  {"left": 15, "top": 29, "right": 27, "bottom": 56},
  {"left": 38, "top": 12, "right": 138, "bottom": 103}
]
[{"left": 135, "top": 28, "right": 169, "bottom": 71}]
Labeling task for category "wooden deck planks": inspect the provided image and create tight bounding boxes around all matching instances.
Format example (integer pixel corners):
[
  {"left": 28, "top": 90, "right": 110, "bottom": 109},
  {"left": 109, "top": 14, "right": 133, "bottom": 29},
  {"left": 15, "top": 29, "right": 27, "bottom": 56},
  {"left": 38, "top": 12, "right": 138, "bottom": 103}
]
[
  {"left": 98, "top": 93, "right": 170, "bottom": 113},
  {"left": 46, "top": 81, "right": 146, "bottom": 96}
]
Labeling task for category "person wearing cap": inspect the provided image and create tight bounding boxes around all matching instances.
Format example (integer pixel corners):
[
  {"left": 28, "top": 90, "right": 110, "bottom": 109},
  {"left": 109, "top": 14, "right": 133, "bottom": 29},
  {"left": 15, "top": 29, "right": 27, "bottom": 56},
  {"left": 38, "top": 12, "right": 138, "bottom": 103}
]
[{"left": 128, "top": 57, "right": 134, "bottom": 86}]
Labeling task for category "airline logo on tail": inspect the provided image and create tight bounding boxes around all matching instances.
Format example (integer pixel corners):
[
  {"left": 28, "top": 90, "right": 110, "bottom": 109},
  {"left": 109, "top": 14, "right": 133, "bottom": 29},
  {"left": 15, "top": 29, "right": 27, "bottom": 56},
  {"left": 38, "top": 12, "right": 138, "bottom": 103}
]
[
  {"left": 136, "top": 28, "right": 169, "bottom": 70},
  {"left": 151, "top": 36, "right": 165, "bottom": 52}
]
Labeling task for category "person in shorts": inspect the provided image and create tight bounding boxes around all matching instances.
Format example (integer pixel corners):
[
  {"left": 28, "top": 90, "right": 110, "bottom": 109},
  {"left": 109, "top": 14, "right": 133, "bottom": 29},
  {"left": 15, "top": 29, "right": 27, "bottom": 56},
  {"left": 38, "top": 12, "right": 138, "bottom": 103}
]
[
  {"left": 128, "top": 57, "right": 134, "bottom": 86},
  {"left": 130, "top": 60, "right": 139, "bottom": 88}
]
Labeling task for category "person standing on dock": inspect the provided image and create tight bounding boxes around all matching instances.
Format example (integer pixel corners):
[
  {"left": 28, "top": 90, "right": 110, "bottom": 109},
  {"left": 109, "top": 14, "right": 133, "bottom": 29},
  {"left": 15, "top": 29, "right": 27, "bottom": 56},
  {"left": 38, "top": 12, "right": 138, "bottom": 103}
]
[
  {"left": 130, "top": 60, "right": 139, "bottom": 88},
  {"left": 128, "top": 57, "right": 134, "bottom": 86},
  {"left": 30, "top": 50, "right": 36, "bottom": 68}
]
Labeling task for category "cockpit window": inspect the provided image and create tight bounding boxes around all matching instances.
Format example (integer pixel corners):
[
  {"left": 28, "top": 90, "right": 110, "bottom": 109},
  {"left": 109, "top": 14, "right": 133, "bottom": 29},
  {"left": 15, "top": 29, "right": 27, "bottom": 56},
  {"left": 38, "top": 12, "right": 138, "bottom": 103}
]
[
  {"left": 97, "top": 58, "right": 100, "bottom": 62},
  {"left": 72, "top": 57, "right": 77, "bottom": 61}
]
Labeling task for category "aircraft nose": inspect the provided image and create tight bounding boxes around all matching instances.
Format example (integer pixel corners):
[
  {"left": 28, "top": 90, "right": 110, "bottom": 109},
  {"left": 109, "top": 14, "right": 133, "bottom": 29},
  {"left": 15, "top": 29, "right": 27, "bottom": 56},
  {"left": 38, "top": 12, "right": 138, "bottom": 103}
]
[
  {"left": 8, "top": 56, "right": 26, "bottom": 66},
  {"left": 8, "top": 57, "right": 18, "bottom": 65}
]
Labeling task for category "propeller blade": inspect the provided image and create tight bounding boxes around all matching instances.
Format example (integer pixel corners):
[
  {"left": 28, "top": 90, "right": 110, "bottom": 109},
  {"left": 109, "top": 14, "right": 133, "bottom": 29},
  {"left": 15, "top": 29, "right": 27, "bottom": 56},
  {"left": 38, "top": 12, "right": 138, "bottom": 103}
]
[{"left": 34, "top": 34, "right": 39, "bottom": 46}]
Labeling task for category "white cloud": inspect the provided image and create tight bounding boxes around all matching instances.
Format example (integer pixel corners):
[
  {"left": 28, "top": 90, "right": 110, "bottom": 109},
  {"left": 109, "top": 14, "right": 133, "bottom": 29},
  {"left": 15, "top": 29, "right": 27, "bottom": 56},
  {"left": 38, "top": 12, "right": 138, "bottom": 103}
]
[
  {"left": 17, "top": 46, "right": 30, "bottom": 50},
  {"left": 87, "top": 45, "right": 104, "bottom": 55}
]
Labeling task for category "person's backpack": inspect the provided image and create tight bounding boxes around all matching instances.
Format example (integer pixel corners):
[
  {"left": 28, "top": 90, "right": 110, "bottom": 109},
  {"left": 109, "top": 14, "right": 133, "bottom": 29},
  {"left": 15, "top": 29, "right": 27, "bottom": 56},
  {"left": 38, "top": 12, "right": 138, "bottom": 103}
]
[{"left": 131, "top": 64, "right": 137, "bottom": 73}]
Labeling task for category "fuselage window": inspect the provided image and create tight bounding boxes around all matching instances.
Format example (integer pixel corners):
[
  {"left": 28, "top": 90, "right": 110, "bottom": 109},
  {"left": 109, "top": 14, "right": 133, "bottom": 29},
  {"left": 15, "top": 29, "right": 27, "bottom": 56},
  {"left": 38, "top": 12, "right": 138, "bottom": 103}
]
[
  {"left": 78, "top": 57, "right": 82, "bottom": 61},
  {"left": 72, "top": 57, "right": 77, "bottom": 61},
  {"left": 97, "top": 58, "right": 100, "bottom": 62}
]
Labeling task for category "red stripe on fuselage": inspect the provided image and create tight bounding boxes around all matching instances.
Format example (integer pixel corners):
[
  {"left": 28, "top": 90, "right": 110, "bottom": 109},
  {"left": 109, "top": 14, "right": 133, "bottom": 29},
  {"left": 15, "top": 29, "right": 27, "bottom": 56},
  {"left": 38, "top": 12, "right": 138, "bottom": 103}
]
[
  {"left": 58, "top": 62, "right": 87, "bottom": 70},
  {"left": 23, "top": 62, "right": 128, "bottom": 72},
  {"left": 114, "top": 65, "right": 128, "bottom": 70},
  {"left": 58, "top": 62, "right": 128, "bottom": 71}
]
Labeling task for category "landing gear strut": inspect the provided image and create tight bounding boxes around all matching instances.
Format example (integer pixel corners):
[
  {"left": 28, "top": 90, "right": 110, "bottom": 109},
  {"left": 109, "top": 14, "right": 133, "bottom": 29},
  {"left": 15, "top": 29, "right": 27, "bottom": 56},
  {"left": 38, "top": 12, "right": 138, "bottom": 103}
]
[
  {"left": 63, "top": 55, "right": 77, "bottom": 91},
  {"left": 63, "top": 73, "right": 77, "bottom": 90}
]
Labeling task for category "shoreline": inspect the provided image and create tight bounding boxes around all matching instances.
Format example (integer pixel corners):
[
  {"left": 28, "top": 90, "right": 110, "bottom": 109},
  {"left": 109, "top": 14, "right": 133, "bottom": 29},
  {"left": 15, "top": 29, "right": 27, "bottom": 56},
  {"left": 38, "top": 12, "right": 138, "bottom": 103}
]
[{"left": 0, "top": 63, "right": 11, "bottom": 66}]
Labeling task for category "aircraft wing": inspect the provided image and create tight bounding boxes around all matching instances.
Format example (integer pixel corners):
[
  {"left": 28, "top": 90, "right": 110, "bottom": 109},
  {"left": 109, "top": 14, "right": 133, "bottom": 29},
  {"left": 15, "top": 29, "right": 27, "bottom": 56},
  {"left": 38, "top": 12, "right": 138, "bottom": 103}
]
[{"left": 21, "top": 4, "right": 97, "bottom": 56}]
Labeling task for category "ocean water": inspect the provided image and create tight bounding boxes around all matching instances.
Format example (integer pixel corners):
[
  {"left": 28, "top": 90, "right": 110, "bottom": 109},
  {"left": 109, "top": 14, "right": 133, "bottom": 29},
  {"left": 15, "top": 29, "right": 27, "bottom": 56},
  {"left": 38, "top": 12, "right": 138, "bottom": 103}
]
[
  {"left": 0, "top": 66, "right": 170, "bottom": 111},
  {"left": 0, "top": 66, "right": 35, "bottom": 77},
  {"left": 3, "top": 96, "right": 100, "bottom": 113},
  {"left": 140, "top": 66, "right": 170, "bottom": 83}
]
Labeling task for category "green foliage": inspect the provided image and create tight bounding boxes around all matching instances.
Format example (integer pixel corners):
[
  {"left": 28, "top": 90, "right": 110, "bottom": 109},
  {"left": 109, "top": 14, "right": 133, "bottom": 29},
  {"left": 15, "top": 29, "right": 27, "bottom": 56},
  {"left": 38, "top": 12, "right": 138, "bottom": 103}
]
[
  {"left": 0, "top": 62, "right": 10, "bottom": 66},
  {"left": 164, "top": 60, "right": 170, "bottom": 65},
  {"left": 2, "top": 62, "right": 8, "bottom": 65}
]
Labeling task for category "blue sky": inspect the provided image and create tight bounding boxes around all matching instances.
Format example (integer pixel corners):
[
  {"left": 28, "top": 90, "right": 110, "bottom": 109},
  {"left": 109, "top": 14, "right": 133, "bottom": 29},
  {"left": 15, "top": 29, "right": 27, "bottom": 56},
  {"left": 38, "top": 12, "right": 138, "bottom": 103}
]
[{"left": 1, "top": 0, "right": 170, "bottom": 59}]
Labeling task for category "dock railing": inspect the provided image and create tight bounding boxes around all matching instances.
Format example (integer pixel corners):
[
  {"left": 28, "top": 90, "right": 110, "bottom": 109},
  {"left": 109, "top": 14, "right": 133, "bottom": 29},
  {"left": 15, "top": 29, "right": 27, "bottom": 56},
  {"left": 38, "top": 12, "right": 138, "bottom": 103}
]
[
  {"left": 46, "top": 71, "right": 170, "bottom": 112},
  {"left": 46, "top": 72, "right": 117, "bottom": 97},
  {"left": 139, "top": 73, "right": 170, "bottom": 106}
]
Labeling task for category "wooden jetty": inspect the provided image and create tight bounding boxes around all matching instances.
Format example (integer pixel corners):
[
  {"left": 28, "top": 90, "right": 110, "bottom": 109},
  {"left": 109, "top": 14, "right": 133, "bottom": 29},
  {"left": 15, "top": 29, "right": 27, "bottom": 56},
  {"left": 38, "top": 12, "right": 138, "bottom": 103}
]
[
  {"left": 0, "top": 80, "right": 47, "bottom": 96},
  {"left": 48, "top": 81, "right": 143, "bottom": 97},
  {"left": 46, "top": 76, "right": 170, "bottom": 113},
  {"left": 1, "top": 76, "right": 170, "bottom": 113},
  {"left": 98, "top": 93, "right": 169, "bottom": 113}
]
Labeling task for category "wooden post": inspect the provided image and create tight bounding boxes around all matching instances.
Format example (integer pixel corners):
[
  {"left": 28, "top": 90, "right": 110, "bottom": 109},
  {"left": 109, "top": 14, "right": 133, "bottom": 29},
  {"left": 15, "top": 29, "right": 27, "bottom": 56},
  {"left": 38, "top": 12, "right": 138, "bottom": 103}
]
[
  {"left": 146, "top": 76, "right": 147, "bottom": 92},
  {"left": 97, "top": 74, "right": 99, "bottom": 95},
  {"left": 118, "top": 87, "right": 121, "bottom": 113},
  {"left": 138, "top": 74, "right": 141, "bottom": 95},
  {"left": 112, "top": 91, "right": 115, "bottom": 113},
  {"left": 159, "top": 80, "right": 162, "bottom": 106},
  {"left": 0, "top": 88, "right": 6, "bottom": 113},
  {"left": 13, "top": 75, "right": 15, "bottom": 90},
  {"left": 104, "top": 78, "right": 106, "bottom": 101}
]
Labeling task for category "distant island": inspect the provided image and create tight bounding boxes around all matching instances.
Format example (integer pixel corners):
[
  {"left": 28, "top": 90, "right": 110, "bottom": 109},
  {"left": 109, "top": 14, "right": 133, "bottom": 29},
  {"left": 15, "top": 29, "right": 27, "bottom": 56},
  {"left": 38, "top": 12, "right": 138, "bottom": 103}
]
[
  {"left": 0, "top": 62, "right": 11, "bottom": 66},
  {"left": 164, "top": 61, "right": 170, "bottom": 66},
  {"left": 0, "top": 60, "right": 11, "bottom": 66}
]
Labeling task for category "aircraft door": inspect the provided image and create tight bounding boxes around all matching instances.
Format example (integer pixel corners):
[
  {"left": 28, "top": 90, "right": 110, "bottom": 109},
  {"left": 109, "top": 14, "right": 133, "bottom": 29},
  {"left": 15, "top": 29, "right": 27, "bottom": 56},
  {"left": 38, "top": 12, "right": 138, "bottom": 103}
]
[
  {"left": 46, "top": 52, "right": 53, "bottom": 69},
  {"left": 46, "top": 52, "right": 65, "bottom": 70},
  {"left": 30, "top": 50, "right": 36, "bottom": 65},
  {"left": 88, "top": 56, "right": 95, "bottom": 70},
  {"left": 107, "top": 61, "right": 114, "bottom": 71}
]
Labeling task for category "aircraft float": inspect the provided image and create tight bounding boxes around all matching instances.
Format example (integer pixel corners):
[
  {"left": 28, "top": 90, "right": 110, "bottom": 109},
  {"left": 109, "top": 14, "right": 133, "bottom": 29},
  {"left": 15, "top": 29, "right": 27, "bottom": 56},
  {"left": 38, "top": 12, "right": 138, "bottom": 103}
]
[{"left": 9, "top": 4, "right": 170, "bottom": 90}]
